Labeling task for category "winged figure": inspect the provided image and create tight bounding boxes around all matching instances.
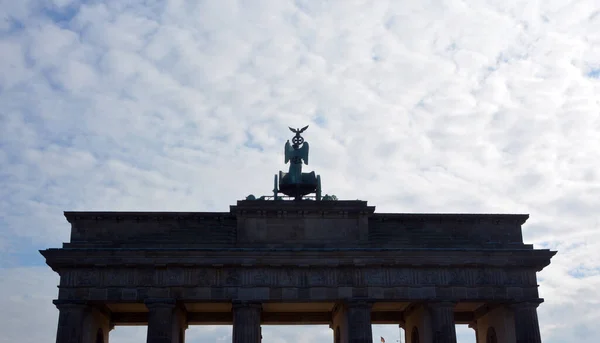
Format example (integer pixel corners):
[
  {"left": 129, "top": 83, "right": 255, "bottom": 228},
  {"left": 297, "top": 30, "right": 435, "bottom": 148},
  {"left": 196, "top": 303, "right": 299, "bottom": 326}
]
[
  {"left": 289, "top": 125, "right": 309, "bottom": 134},
  {"left": 285, "top": 140, "right": 309, "bottom": 165}
]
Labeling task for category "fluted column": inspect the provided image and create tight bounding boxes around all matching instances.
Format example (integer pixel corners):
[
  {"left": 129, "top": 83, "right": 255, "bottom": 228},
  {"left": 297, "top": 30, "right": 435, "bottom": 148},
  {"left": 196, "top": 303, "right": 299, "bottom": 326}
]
[
  {"left": 512, "top": 302, "right": 542, "bottom": 343},
  {"left": 54, "top": 300, "right": 89, "bottom": 343},
  {"left": 346, "top": 301, "right": 373, "bottom": 343},
  {"left": 145, "top": 299, "right": 177, "bottom": 343},
  {"left": 232, "top": 302, "right": 262, "bottom": 343},
  {"left": 429, "top": 302, "right": 457, "bottom": 343}
]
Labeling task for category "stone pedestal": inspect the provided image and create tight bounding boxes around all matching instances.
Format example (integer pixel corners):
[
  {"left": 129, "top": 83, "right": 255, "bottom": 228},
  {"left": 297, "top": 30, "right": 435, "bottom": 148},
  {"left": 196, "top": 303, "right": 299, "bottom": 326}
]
[
  {"left": 512, "top": 303, "right": 542, "bottom": 343},
  {"left": 54, "top": 300, "right": 89, "bottom": 343},
  {"left": 332, "top": 301, "right": 373, "bottom": 343},
  {"left": 429, "top": 302, "right": 457, "bottom": 343},
  {"left": 232, "top": 302, "right": 262, "bottom": 343},
  {"left": 145, "top": 299, "right": 186, "bottom": 343}
]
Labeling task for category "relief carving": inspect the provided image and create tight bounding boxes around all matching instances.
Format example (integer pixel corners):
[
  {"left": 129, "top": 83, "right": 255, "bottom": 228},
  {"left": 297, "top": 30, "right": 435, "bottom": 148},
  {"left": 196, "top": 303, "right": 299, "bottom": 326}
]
[
  {"left": 337, "top": 268, "right": 354, "bottom": 286},
  {"left": 505, "top": 270, "right": 524, "bottom": 286},
  {"left": 475, "top": 269, "right": 492, "bottom": 285},
  {"left": 195, "top": 268, "right": 213, "bottom": 286},
  {"left": 308, "top": 268, "right": 328, "bottom": 286},
  {"left": 165, "top": 268, "right": 183, "bottom": 286},
  {"left": 277, "top": 269, "right": 296, "bottom": 286},
  {"left": 68, "top": 266, "right": 516, "bottom": 290},
  {"left": 250, "top": 268, "right": 271, "bottom": 286},
  {"left": 105, "top": 269, "right": 131, "bottom": 287},
  {"left": 448, "top": 270, "right": 466, "bottom": 285},
  {"left": 389, "top": 268, "right": 413, "bottom": 285},
  {"left": 136, "top": 269, "right": 155, "bottom": 286},
  {"left": 364, "top": 269, "right": 386, "bottom": 286},
  {"left": 224, "top": 269, "right": 240, "bottom": 286},
  {"left": 76, "top": 269, "right": 99, "bottom": 287},
  {"left": 418, "top": 270, "right": 440, "bottom": 284}
]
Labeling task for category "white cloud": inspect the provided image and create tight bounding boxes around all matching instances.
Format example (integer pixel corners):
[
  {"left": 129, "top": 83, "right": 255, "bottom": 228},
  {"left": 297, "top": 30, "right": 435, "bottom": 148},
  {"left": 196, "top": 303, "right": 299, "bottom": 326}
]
[{"left": 1, "top": 0, "right": 599, "bottom": 342}]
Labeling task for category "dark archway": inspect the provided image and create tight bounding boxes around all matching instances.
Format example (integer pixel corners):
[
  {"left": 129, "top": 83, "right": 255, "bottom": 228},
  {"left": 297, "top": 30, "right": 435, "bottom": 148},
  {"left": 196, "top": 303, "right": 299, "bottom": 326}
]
[
  {"left": 95, "top": 328, "right": 104, "bottom": 343},
  {"left": 411, "top": 326, "right": 420, "bottom": 343},
  {"left": 335, "top": 326, "right": 340, "bottom": 343},
  {"left": 180, "top": 329, "right": 184, "bottom": 343},
  {"left": 486, "top": 327, "right": 497, "bottom": 343}
]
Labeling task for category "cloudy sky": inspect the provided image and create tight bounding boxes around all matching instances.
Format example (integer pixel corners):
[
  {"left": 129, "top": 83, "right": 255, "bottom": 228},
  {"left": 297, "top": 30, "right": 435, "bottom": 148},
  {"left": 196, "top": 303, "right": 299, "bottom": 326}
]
[{"left": 1, "top": 0, "right": 599, "bottom": 342}]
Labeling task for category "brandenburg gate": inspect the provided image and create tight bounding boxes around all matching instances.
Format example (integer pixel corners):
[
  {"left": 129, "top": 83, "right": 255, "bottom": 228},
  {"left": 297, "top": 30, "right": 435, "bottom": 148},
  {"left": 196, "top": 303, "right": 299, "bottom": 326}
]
[{"left": 41, "top": 126, "right": 555, "bottom": 343}]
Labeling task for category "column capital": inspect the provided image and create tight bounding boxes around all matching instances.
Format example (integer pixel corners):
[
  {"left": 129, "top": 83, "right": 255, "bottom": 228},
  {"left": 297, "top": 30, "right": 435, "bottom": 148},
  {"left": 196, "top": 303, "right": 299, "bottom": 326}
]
[
  {"left": 427, "top": 301, "right": 457, "bottom": 310},
  {"left": 53, "top": 299, "right": 89, "bottom": 310},
  {"left": 345, "top": 299, "right": 374, "bottom": 308},
  {"left": 232, "top": 301, "right": 262, "bottom": 310},
  {"left": 398, "top": 314, "right": 406, "bottom": 328},
  {"left": 509, "top": 300, "right": 543, "bottom": 310},
  {"left": 144, "top": 298, "right": 176, "bottom": 309}
]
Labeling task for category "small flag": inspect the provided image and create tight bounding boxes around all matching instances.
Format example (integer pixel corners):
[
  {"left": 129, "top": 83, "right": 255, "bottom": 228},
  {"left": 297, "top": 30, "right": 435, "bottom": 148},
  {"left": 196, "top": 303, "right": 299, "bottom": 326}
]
[{"left": 381, "top": 337, "right": 385, "bottom": 343}]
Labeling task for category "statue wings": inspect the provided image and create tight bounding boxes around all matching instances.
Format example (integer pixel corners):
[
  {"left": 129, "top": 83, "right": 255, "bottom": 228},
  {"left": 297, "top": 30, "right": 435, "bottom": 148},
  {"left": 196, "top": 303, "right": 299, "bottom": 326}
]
[
  {"left": 284, "top": 140, "right": 309, "bottom": 164},
  {"left": 288, "top": 125, "right": 309, "bottom": 134},
  {"left": 285, "top": 140, "right": 293, "bottom": 164}
]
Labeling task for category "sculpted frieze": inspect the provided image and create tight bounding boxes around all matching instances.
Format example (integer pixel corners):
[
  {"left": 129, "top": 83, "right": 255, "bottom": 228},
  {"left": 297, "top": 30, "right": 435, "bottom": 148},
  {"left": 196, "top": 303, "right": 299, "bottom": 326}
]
[
  {"left": 135, "top": 268, "right": 155, "bottom": 286},
  {"left": 389, "top": 268, "right": 413, "bottom": 285},
  {"left": 244, "top": 268, "right": 273, "bottom": 286},
  {"left": 276, "top": 269, "right": 298, "bottom": 286},
  {"left": 364, "top": 268, "right": 386, "bottom": 286},
  {"left": 418, "top": 269, "right": 440, "bottom": 284},
  {"left": 223, "top": 269, "right": 241, "bottom": 287},
  {"left": 336, "top": 268, "right": 354, "bottom": 286},
  {"left": 67, "top": 266, "right": 533, "bottom": 288},
  {"left": 77, "top": 269, "right": 101, "bottom": 286},
  {"left": 308, "top": 268, "right": 330, "bottom": 286},
  {"left": 447, "top": 269, "right": 467, "bottom": 285},
  {"left": 104, "top": 268, "right": 134, "bottom": 287}
]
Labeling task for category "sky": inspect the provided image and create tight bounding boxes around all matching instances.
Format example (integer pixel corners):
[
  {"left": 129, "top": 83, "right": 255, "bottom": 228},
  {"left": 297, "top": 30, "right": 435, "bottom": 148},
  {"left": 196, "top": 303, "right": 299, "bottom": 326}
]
[{"left": 0, "top": 0, "right": 599, "bottom": 342}]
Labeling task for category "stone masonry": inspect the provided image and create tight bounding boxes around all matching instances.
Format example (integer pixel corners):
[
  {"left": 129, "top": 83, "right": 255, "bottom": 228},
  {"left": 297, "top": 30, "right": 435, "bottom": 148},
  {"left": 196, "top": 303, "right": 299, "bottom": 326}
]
[{"left": 41, "top": 200, "right": 555, "bottom": 343}]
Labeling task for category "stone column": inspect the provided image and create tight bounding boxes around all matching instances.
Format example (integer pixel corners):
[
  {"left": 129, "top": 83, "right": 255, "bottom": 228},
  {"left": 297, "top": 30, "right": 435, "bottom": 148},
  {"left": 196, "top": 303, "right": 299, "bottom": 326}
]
[
  {"left": 428, "top": 302, "right": 457, "bottom": 343},
  {"left": 145, "top": 298, "right": 180, "bottom": 343},
  {"left": 468, "top": 322, "right": 479, "bottom": 343},
  {"left": 332, "top": 300, "right": 373, "bottom": 343},
  {"left": 232, "top": 302, "right": 262, "bottom": 343},
  {"left": 346, "top": 301, "right": 373, "bottom": 343},
  {"left": 512, "top": 302, "right": 542, "bottom": 343},
  {"left": 54, "top": 300, "right": 89, "bottom": 343}
]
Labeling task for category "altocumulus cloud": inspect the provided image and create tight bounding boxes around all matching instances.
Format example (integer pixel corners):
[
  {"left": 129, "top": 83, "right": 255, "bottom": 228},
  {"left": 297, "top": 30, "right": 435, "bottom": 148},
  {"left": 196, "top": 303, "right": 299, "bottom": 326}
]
[{"left": 1, "top": 0, "right": 599, "bottom": 342}]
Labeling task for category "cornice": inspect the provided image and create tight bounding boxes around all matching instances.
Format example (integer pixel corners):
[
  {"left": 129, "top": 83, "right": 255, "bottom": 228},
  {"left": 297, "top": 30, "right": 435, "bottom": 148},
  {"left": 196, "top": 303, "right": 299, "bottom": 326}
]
[
  {"left": 63, "top": 210, "right": 529, "bottom": 224},
  {"left": 63, "top": 211, "right": 234, "bottom": 224},
  {"left": 371, "top": 213, "right": 529, "bottom": 225},
  {"left": 40, "top": 247, "right": 556, "bottom": 270}
]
